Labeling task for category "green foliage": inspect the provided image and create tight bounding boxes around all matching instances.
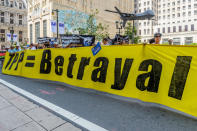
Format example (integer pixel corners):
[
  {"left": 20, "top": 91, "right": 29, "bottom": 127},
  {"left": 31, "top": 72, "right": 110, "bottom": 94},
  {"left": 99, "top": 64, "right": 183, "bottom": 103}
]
[
  {"left": 75, "top": 9, "right": 109, "bottom": 41},
  {"left": 190, "top": 43, "right": 197, "bottom": 45},
  {"left": 124, "top": 22, "right": 141, "bottom": 44}
]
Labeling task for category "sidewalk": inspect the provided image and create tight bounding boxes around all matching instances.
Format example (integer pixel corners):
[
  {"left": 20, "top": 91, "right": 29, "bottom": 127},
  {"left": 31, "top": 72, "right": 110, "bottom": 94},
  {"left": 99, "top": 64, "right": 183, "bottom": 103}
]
[{"left": 0, "top": 83, "right": 82, "bottom": 131}]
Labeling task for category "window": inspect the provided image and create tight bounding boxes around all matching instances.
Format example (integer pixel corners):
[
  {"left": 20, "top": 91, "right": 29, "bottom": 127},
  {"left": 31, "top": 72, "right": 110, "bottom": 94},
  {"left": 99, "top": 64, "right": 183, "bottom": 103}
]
[
  {"left": 177, "top": 7, "right": 180, "bottom": 11},
  {"left": 179, "top": 26, "right": 182, "bottom": 32},
  {"left": 10, "top": 1, "right": 13, "bottom": 7},
  {"left": 0, "top": 12, "right": 4, "bottom": 23},
  {"left": 19, "top": 31, "right": 22, "bottom": 42},
  {"left": 183, "top": 12, "right": 186, "bottom": 16},
  {"left": 191, "top": 24, "right": 194, "bottom": 31},
  {"left": 188, "top": 5, "right": 191, "bottom": 9},
  {"left": 19, "top": 3, "right": 22, "bottom": 9},
  {"left": 19, "top": 15, "right": 22, "bottom": 25},
  {"left": 144, "top": 29, "right": 146, "bottom": 35},
  {"left": 10, "top": 13, "right": 14, "bottom": 24},
  {"left": 177, "top": 13, "right": 180, "bottom": 17},
  {"left": 188, "top": 11, "right": 191, "bottom": 16},
  {"left": 173, "top": 26, "right": 176, "bottom": 32},
  {"left": 1, "top": 0, "right": 4, "bottom": 6},
  {"left": 0, "top": 29, "right": 5, "bottom": 42},
  {"left": 168, "top": 27, "right": 170, "bottom": 33},
  {"left": 35, "top": 22, "right": 40, "bottom": 42},
  {"left": 162, "top": 27, "right": 165, "bottom": 33},
  {"left": 185, "top": 25, "right": 188, "bottom": 31},
  {"left": 185, "top": 37, "right": 193, "bottom": 45},
  {"left": 43, "top": 20, "right": 47, "bottom": 37},
  {"left": 30, "top": 24, "right": 33, "bottom": 44},
  {"left": 194, "top": 10, "right": 197, "bottom": 15},
  {"left": 139, "top": 30, "right": 141, "bottom": 35},
  {"left": 147, "top": 29, "right": 150, "bottom": 34},
  {"left": 158, "top": 28, "right": 160, "bottom": 33},
  {"left": 194, "top": 4, "right": 197, "bottom": 8},
  {"left": 183, "top": 6, "right": 186, "bottom": 10},
  {"left": 173, "top": 38, "right": 181, "bottom": 45}
]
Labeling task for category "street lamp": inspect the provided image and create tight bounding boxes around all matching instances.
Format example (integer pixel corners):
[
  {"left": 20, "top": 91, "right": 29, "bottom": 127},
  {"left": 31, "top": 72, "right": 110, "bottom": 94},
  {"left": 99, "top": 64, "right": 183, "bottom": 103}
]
[
  {"left": 52, "top": 9, "right": 59, "bottom": 44},
  {"left": 115, "top": 21, "right": 123, "bottom": 35},
  {"left": 8, "top": 27, "right": 14, "bottom": 45}
]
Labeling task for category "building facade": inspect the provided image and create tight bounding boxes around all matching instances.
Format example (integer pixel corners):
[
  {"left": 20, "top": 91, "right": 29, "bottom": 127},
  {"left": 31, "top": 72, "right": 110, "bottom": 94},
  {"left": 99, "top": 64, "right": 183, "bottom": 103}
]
[
  {"left": 0, "top": 0, "right": 27, "bottom": 49},
  {"left": 27, "top": 0, "right": 134, "bottom": 44},
  {"left": 135, "top": 0, "right": 197, "bottom": 45}
]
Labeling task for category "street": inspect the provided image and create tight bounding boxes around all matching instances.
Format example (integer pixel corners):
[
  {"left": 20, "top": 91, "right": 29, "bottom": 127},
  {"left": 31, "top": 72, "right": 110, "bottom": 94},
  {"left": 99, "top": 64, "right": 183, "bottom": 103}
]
[{"left": 0, "top": 69, "right": 197, "bottom": 131}]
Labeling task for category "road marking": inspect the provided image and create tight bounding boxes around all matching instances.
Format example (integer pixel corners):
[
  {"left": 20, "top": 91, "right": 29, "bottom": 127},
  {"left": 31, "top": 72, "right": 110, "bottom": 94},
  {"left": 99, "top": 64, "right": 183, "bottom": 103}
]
[{"left": 0, "top": 79, "right": 108, "bottom": 131}]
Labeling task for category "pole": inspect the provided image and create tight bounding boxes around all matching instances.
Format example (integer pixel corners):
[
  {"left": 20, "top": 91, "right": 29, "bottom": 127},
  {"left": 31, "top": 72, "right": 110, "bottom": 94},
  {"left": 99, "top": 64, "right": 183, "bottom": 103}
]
[
  {"left": 132, "top": 20, "right": 135, "bottom": 44},
  {"left": 56, "top": 9, "right": 59, "bottom": 42}
]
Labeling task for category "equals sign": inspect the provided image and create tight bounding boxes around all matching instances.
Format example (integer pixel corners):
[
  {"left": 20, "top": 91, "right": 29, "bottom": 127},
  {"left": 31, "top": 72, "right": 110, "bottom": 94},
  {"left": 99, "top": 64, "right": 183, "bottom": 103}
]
[{"left": 25, "top": 56, "right": 35, "bottom": 67}]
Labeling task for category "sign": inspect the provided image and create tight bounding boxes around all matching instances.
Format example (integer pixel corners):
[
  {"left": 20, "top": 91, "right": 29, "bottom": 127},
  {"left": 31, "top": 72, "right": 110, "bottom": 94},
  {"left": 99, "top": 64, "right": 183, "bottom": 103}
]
[
  {"left": 92, "top": 42, "right": 101, "bottom": 56},
  {"left": 13, "top": 34, "right": 17, "bottom": 42},
  {"left": 37, "top": 37, "right": 50, "bottom": 44},
  {"left": 59, "top": 22, "right": 65, "bottom": 34},
  {"left": 7, "top": 33, "right": 11, "bottom": 41},
  {"left": 79, "top": 35, "right": 95, "bottom": 46},
  {"left": 60, "top": 34, "right": 95, "bottom": 47},
  {"left": 51, "top": 21, "right": 57, "bottom": 33},
  {"left": 2, "top": 45, "right": 197, "bottom": 118}
]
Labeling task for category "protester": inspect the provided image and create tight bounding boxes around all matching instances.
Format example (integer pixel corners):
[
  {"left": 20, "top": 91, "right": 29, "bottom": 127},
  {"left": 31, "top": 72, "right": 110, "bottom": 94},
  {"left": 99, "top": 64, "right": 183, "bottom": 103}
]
[
  {"left": 14, "top": 43, "right": 22, "bottom": 52},
  {"left": 29, "top": 43, "right": 37, "bottom": 50},
  {"left": 8, "top": 45, "right": 15, "bottom": 55},
  {"left": 102, "top": 38, "right": 110, "bottom": 46},
  {"left": 168, "top": 39, "right": 173, "bottom": 45},
  {"left": 149, "top": 38, "right": 155, "bottom": 44},
  {"left": 153, "top": 33, "right": 162, "bottom": 44}
]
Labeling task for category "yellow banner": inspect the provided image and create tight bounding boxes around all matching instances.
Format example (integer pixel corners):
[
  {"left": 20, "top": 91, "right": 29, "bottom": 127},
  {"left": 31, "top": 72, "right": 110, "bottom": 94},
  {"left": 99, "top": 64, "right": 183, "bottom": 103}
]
[{"left": 2, "top": 45, "right": 197, "bottom": 117}]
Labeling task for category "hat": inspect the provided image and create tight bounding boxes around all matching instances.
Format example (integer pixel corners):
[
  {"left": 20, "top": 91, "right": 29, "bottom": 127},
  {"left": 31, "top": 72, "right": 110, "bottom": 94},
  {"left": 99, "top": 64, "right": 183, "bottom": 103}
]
[{"left": 154, "top": 33, "right": 162, "bottom": 37}]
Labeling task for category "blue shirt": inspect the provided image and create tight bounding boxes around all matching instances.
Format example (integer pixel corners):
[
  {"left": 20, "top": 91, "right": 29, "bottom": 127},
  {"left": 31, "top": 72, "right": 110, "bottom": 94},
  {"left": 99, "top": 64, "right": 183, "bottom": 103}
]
[{"left": 8, "top": 49, "right": 15, "bottom": 54}]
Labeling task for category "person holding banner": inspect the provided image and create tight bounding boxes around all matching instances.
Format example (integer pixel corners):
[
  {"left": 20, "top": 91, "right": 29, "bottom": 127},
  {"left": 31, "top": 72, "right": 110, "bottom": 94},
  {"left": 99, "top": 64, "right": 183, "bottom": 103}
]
[
  {"left": 14, "top": 43, "right": 22, "bottom": 52},
  {"left": 154, "top": 33, "right": 162, "bottom": 44},
  {"left": 102, "top": 38, "right": 110, "bottom": 46},
  {"left": 8, "top": 45, "right": 15, "bottom": 55}
]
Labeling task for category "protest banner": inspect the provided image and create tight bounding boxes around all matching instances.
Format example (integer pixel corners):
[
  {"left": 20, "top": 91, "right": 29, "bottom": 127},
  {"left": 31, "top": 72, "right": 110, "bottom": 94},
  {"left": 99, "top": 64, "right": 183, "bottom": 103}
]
[{"left": 2, "top": 45, "right": 197, "bottom": 117}]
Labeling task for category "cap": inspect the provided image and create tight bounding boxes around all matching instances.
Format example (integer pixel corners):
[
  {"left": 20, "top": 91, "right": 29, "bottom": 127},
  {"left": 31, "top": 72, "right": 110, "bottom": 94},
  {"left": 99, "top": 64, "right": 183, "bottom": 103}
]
[{"left": 154, "top": 33, "right": 162, "bottom": 37}]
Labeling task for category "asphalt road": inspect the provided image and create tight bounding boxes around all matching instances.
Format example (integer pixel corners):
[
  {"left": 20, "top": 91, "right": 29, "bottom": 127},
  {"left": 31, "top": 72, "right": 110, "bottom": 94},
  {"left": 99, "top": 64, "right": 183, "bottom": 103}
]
[{"left": 0, "top": 69, "right": 197, "bottom": 131}]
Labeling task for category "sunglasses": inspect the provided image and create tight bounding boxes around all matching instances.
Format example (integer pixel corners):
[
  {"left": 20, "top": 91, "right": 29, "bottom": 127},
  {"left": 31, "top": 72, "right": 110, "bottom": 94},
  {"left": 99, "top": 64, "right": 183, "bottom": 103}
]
[{"left": 155, "top": 36, "right": 161, "bottom": 38}]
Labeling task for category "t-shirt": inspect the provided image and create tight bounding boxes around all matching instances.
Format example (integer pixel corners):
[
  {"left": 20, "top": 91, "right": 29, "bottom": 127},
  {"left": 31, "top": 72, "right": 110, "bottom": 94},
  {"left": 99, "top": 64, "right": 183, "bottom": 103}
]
[
  {"left": 8, "top": 49, "right": 15, "bottom": 54},
  {"left": 14, "top": 48, "right": 21, "bottom": 52},
  {"left": 30, "top": 46, "right": 36, "bottom": 50}
]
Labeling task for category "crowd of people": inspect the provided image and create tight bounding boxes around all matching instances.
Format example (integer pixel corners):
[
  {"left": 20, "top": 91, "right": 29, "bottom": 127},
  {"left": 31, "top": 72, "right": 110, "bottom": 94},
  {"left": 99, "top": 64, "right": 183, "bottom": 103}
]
[{"left": 5, "top": 32, "right": 166, "bottom": 55}]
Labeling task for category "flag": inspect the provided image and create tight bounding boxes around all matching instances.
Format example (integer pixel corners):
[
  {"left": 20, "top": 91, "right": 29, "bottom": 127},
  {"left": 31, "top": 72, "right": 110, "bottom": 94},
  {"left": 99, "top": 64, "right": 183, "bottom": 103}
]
[
  {"left": 13, "top": 34, "right": 18, "bottom": 42},
  {"left": 59, "top": 22, "right": 65, "bottom": 34},
  {"left": 51, "top": 21, "right": 57, "bottom": 33},
  {"left": 6, "top": 33, "right": 11, "bottom": 41}
]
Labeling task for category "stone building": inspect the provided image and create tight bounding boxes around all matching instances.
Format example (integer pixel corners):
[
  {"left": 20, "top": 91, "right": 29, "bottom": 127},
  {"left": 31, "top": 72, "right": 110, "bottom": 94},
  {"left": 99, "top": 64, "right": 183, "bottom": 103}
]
[
  {"left": 135, "top": 0, "right": 197, "bottom": 45},
  {"left": 0, "top": 0, "right": 27, "bottom": 49},
  {"left": 27, "top": 0, "right": 134, "bottom": 44}
]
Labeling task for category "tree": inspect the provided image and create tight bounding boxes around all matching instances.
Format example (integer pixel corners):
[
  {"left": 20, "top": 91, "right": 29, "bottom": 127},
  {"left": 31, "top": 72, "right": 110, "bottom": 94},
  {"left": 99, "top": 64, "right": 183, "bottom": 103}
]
[
  {"left": 124, "top": 22, "right": 141, "bottom": 44},
  {"left": 76, "top": 9, "right": 109, "bottom": 41}
]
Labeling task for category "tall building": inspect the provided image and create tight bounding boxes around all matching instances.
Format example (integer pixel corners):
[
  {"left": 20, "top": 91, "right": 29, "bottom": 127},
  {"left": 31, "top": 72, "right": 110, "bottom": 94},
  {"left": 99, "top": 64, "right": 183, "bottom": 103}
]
[
  {"left": 0, "top": 0, "right": 28, "bottom": 49},
  {"left": 135, "top": 0, "right": 197, "bottom": 45},
  {"left": 27, "top": 0, "right": 134, "bottom": 44}
]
